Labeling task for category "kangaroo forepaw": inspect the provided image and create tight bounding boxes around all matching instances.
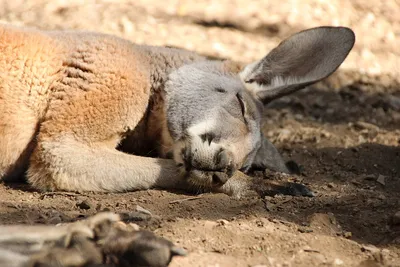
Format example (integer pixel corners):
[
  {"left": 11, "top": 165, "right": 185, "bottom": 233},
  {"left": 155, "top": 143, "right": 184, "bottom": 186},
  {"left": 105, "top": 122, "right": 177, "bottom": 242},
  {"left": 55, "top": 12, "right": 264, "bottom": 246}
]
[
  {"left": 250, "top": 177, "right": 315, "bottom": 198},
  {"left": 102, "top": 229, "right": 187, "bottom": 267},
  {"left": 269, "top": 181, "right": 315, "bottom": 197},
  {"left": 0, "top": 212, "right": 185, "bottom": 267}
]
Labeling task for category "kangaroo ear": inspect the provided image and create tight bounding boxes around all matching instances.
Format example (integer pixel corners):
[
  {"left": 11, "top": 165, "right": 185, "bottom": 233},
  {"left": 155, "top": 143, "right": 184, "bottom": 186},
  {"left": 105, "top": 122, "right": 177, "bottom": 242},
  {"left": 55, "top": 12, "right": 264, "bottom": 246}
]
[{"left": 239, "top": 26, "right": 355, "bottom": 104}]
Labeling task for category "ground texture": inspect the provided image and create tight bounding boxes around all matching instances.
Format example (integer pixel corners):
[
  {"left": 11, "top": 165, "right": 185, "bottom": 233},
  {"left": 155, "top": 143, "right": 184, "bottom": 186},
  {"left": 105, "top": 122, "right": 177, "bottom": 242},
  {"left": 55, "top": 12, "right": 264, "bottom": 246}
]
[{"left": 0, "top": 1, "right": 399, "bottom": 266}]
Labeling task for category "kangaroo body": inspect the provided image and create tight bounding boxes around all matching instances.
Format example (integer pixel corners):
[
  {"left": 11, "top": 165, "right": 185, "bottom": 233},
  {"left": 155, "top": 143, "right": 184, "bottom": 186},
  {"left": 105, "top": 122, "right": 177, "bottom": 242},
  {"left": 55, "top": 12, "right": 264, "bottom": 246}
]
[{"left": 0, "top": 24, "right": 355, "bottom": 197}]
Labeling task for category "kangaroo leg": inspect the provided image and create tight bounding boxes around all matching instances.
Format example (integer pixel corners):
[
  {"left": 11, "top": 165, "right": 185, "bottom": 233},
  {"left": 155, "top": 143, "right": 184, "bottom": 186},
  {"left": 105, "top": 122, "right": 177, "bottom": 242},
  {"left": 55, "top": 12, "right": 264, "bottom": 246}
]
[
  {"left": 27, "top": 135, "right": 188, "bottom": 192},
  {"left": 23, "top": 39, "right": 194, "bottom": 192},
  {"left": 0, "top": 104, "right": 39, "bottom": 182}
]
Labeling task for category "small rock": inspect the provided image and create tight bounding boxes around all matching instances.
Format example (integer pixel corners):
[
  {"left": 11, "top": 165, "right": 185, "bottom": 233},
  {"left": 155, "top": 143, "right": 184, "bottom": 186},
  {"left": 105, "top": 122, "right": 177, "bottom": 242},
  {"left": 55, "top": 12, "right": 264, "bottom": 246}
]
[
  {"left": 217, "top": 219, "right": 230, "bottom": 226},
  {"left": 386, "top": 95, "right": 400, "bottom": 111},
  {"left": 264, "top": 196, "right": 273, "bottom": 202},
  {"left": 364, "top": 174, "right": 376, "bottom": 181},
  {"left": 377, "top": 194, "right": 386, "bottom": 200},
  {"left": 376, "top": 175, "right": 385, "bottom": 186},
  {"left": 327, "top": 182, "right": 335, "bottom": 188},
  {"left": 119, "top": 205, "right": 154, "bottom": 222},
  {"left": 361, "top": 245, "right": 380, "bottom": 254},
  {"left": 135, "top": 205, "right": 152, "bottom": 216},
  {"left": 76, "top": 199, "right": 94, "bottom": 210},
  {"left": 391, "top": 211, "right": 400, "bottom": 225},
  {"left": 344, "top": 231, "right": 352, "bottom": 238},
  {"left": 354, "top": 121, "right": 379, "bottom": 131},
  {"left": 298, "top": 227, "right": 313, "bottom": 233},
  {"left": 334, "top": 258, "right": 344, "bottom": 265},
  {"left": 120, "top": 211, "right": 152, "bottom": 222},
  {"left": 264, "top": 201, "right": 276, "bottom": 212},
  {"left": 351, "top": 179, "right": 362, "bottom": 186},
  {"left": 185, "top": 206, "right": 194, "bottom": 212}
]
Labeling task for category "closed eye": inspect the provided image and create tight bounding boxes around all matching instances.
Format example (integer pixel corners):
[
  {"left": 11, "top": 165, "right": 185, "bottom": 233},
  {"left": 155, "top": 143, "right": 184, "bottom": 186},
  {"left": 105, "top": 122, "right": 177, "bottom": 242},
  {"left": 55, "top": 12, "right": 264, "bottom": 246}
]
[{"left": 236, "top": 93, "right": 246, "bottom": 117}]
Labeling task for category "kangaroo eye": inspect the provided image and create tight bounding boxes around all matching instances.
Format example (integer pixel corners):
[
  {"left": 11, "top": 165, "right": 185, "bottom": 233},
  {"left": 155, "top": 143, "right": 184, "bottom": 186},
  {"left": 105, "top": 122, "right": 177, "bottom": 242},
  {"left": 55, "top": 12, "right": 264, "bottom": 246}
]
[
  {"left": 215, "top": 87, "right": 226, "bottom": 93},
  {"left": 236, "top": 93, "right": 246, "bottom": 117}
]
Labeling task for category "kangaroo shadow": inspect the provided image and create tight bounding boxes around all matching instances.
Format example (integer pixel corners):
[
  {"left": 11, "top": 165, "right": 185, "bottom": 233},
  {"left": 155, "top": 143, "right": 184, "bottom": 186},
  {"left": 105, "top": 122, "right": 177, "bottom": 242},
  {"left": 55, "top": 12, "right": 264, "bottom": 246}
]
[
  {"left": 278, "top": 143, "right": 400, "bottom": 245},
  {"left": 169, "top": 143, "right": 400, "bottom": 246},
  {"left": 1, "top": 143, "right": 398, "bottom": 246}
]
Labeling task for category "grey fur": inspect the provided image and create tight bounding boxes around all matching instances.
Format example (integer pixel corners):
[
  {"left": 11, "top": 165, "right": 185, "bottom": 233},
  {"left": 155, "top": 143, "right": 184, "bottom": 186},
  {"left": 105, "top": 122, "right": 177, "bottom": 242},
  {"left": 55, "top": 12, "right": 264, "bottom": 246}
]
[
  {"left": 162, "top": 26, "right": 355, "bottom": 190},
  {"left": 240, "top": 26, "right": 356, "bottom": 104}
]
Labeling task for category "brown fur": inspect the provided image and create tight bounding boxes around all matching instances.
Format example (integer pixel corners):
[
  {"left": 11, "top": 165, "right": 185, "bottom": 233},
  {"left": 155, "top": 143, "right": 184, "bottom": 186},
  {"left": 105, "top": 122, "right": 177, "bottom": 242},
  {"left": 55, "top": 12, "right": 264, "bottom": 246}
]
[{"left": 0, "top": 24, "right": 206, "bottom": 192}]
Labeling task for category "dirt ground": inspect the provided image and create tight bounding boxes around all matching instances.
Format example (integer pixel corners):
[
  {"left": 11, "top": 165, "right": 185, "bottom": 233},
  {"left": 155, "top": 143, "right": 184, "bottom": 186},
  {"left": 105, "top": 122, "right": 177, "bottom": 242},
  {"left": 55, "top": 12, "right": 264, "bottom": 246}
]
[{"left": 0, "top": 1, "right": 399, "bottom": 266}]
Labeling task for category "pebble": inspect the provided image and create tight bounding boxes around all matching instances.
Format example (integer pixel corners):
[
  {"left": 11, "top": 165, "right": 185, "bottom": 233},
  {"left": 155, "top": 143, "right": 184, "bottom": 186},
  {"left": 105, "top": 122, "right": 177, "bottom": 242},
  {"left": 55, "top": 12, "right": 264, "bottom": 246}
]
[
  {"left": 76, "top": 199, "right": 94, "bottom": 210},
  {"left": 120, "top": 211, "right": 151, "bottom": 222},
  {"left": 361, "top": 245, "right": 380, "bottom": 253},
  {"left": 333, "top": 258, "right": 344, "bottom": 265},
  {"left": 353, "top": 121, "right": 379, "bottom": 131},
  {"left": 377, "top": 194, "right": 386, "bottom": 200},
  {"left": 343, "top": 231, "right": 352, "bottom": 238},
  {"left": 217, "top": 219, "right": 230, "bottom": 226},
  {"left": 119, "top": 205, "right": 154, "bottom": 222},
  {"left": 387, "top": 95, "right": 400, "bottom": 111},
  {"left": 364, "top": 174, "right": 376, "bottom": 181},
  {"left": 327, "top": 182, "right": 335, "bottom": 188},
  {"left": 135, "top": 205, "right": 152, "bottom": 216},
  {"left": 391, "top": 211, "right": 400, "bottom": 225},
  {"left": 298, "top": 227, "right": 313, "bottom": 233},
  {"left": 264, "top": 201, "right": 276, "bottom": 212},
  {"left": 376, "top": 175, "right": 385, "bottom": 186}
]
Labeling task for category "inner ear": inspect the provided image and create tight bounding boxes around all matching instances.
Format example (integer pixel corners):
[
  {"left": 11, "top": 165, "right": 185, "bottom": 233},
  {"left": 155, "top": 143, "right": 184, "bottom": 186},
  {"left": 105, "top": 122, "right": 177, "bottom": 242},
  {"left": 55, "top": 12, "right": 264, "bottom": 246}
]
[{"left": 240, "top": 26, "right": 355, "bottom": 104}]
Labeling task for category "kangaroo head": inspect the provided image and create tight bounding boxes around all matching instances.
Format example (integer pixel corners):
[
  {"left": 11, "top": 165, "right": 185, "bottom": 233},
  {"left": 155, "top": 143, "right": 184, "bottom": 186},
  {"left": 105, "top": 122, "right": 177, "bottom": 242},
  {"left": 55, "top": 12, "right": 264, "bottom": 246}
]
[{"left": 164, "top": 26, "right": 355, "bottom": 188}]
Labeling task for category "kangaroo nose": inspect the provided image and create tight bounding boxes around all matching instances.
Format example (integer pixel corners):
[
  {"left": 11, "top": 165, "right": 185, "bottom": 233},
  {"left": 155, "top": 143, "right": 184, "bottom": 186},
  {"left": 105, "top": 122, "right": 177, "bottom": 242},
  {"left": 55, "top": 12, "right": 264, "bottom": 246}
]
[{"left": 212, "top": 172, "right": 229, "bottom": 185}]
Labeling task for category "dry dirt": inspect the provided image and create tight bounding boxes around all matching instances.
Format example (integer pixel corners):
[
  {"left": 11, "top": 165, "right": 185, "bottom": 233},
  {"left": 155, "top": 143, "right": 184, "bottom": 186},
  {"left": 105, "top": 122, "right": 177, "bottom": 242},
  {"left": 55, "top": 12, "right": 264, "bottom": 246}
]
[{"left": 0, "top": 1, "right": 399, "bottom": 266}]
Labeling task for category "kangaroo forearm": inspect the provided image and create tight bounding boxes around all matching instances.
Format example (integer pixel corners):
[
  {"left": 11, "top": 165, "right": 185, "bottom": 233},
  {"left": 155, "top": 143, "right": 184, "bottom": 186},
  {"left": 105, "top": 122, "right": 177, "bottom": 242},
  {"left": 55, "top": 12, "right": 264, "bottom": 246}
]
[{"left": 28, "top": 139, "right": 186, "bottom": 192}]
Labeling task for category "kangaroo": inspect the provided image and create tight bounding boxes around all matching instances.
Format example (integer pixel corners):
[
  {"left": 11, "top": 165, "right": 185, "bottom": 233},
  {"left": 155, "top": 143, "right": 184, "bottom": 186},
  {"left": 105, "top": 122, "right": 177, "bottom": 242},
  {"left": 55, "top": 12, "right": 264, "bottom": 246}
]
[{"left": 0, "top": 24, "right": 355, "bottom": 197}]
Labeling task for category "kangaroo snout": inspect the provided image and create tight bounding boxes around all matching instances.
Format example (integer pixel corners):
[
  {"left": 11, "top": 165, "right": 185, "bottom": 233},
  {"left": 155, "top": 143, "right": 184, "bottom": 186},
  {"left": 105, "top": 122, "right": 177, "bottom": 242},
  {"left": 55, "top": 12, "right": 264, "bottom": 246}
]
[
  {"left": 180, "top": 138, "right": 236, "bottom": 186},
  {"left": 182, "top": 147, "right": 234, "bottom": 173}
]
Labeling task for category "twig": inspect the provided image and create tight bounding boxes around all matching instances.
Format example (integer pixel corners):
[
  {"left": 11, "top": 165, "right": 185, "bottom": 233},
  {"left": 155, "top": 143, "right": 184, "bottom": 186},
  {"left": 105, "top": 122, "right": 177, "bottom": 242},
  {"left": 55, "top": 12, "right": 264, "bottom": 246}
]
[
  {"left": 41, "top": 192, "right": 85, "bottom": 197},
  {"left": 169, "top": 195, "right": 203, "bottom": 204}
]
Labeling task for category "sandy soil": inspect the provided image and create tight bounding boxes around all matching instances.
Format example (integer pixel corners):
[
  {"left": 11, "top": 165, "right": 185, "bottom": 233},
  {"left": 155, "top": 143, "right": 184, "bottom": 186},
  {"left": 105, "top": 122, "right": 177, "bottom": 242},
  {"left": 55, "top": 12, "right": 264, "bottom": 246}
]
[{"left": 0, "top": 1, "right": 399, "bottom": 266}]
